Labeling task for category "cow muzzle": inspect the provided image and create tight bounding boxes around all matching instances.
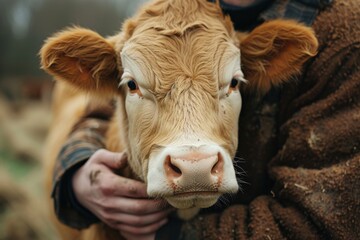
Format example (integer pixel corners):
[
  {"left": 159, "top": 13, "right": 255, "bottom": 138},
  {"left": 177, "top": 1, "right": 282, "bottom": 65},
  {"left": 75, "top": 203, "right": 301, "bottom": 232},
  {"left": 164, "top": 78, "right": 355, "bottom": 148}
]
[{"left": 147, "top": 145, "right": 238, "bottom": 209}]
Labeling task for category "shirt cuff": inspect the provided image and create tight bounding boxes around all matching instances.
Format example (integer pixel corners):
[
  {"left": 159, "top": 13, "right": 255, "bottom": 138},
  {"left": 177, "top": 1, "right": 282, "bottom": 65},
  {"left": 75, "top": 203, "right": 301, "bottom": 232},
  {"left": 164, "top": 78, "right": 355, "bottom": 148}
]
[{"left": 52, "top": 153, "right": 100, "bottom": 229}]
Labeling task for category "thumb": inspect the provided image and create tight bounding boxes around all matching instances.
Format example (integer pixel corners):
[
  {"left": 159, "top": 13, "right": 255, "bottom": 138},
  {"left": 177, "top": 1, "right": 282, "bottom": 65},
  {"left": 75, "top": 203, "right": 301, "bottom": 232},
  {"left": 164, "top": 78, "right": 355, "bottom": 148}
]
[{"left": 93, "top": 149, "right": 128, "bottom": 169}]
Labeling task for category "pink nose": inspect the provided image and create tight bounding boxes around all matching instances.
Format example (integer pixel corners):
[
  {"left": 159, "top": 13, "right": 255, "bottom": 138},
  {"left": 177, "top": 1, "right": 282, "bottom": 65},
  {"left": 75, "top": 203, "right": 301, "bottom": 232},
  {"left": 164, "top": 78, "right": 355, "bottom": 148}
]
[{"left": 164, "top": 152, "right": 224, "bottom": 190}]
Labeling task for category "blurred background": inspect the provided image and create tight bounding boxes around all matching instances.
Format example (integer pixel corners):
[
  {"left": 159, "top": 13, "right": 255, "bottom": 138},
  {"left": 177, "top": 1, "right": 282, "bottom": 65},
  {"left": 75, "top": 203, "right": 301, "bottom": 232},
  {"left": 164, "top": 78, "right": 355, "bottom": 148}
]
[{"left": 0, "top": 0, "right": 147, "bottom": 239}]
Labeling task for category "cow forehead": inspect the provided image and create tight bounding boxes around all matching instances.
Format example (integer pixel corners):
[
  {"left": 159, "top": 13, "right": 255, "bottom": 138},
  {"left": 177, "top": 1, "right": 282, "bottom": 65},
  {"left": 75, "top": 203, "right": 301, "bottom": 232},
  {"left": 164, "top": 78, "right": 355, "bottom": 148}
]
[
  {"left": 121, "top": 28, "right": 240, "bottom": 91},
  {"left": 118, "top": 0, "right": 241, "bottom": 94}
]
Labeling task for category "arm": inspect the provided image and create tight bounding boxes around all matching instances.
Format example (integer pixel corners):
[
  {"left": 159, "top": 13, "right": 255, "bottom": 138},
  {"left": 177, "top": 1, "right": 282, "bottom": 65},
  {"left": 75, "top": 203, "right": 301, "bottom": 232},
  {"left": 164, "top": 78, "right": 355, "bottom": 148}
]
[
  {"left": 51, "top": 102, "right": 113, "bottom": 228},
  {"left": 52, "top": 101, "right": 173, "bottom": 240}
]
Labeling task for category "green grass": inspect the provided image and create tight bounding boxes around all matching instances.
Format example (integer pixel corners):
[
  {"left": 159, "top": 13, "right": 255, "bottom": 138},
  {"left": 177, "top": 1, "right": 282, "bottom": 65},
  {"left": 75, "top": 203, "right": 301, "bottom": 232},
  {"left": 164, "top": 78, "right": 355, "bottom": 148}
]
[{"left": 0, "top": 148, "right": 36, "bottom": 179}]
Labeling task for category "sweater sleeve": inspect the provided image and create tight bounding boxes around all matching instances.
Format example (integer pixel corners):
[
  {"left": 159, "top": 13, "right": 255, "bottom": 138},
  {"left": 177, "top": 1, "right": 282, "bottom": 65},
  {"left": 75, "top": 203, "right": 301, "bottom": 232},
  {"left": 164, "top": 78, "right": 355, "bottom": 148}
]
[
  {"left": 51, "top": 101, "right": 114, "bottom": 229},
  {"left": 157, "top": 1, "right": 360, "bottom": 239}
]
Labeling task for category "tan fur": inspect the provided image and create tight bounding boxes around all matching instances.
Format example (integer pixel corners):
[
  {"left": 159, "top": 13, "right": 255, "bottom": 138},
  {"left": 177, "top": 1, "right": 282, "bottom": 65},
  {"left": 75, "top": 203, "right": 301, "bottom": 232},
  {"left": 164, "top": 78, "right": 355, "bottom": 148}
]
[
  {"left": 40, "top": 27, "right": 120, "bottom": 95},
  {"left": 41, "top": 0, "right": 318, "bottom": 239},
  {"left": 240, "top": 19, "right": 318, "bottom": 92}
]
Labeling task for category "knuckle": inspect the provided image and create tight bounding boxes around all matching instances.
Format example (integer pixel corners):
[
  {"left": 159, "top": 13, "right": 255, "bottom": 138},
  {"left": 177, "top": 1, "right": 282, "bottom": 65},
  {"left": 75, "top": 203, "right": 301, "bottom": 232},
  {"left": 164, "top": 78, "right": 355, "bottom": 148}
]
[
  {"left": 90, "top": 149, "right": 106, "bottom": 162},
  {"left": 131, "top": 216, "right": 143, "bottom": 225},
  {"left": 97, "top": 149, "right": 107, "bottom": 156},
  {"left": 99, "top": 182, "right": 115, "bottom": 196},
  {"left": 101, "top": 204, "right": 114, "bottom": 213},
  {"left": 96, "top": 195, "right": 112, "bottom": 208},
  {"left": 100, "top": 212, "right": 113, "bottom": 223},
  {"left": 126, "top": 184, "right": 138, "bottom": 195},
  {"left": 131, "top": 202, "right": 145, "bottom": 214}
]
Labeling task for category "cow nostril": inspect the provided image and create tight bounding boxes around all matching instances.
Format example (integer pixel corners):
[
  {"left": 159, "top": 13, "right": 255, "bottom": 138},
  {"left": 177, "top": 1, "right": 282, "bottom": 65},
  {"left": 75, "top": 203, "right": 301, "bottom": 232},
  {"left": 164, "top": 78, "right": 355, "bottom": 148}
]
[
  {"left": 165, "top": 156, "right": 182, "bottom": 177},
  {"left": 211, "top": 153, "right": 223, "bottom": 175},
  {"left": 170, "top": 162, "right": 182, "bottom": 175}
]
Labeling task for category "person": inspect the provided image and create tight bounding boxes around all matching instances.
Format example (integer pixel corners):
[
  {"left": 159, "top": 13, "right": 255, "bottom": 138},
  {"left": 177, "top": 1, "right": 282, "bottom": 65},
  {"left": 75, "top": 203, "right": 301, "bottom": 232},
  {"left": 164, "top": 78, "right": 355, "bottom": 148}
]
[{"left": 51, "top": 0, "right": 360, "bottom": 239}]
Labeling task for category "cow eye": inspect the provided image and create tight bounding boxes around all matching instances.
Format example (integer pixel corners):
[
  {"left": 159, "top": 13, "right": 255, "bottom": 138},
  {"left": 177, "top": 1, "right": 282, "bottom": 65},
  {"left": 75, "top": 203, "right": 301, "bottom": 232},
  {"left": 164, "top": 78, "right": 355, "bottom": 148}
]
[
  {"left": 225, "top": 78, "right": 240, "bottom": 97},
  {"left": 230, "top": 78, "right": 239, "bottom": 88},
  {"left": 126, "top": 79, "right": 143, "bottom": 96},
  {"left": 127, "top": 80, "right": 138, "bottom": 91}
]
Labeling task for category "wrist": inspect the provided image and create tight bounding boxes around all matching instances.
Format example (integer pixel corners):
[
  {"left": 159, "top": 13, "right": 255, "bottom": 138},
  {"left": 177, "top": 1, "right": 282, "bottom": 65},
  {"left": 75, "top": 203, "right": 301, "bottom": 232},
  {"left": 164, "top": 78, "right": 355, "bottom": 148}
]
[{"left": 68, "top": 163, "right": 99, "bottom": 222}]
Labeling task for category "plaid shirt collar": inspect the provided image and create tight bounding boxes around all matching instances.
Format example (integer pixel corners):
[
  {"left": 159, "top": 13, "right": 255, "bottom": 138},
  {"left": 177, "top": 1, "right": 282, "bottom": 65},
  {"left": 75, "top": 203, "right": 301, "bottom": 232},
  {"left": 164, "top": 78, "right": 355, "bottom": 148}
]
[
  {"left": 260, "top": 0, "right": 333, "bottom": 25},
  {"left": 215, "top": 0, "right": 333, "bottom": 26}
]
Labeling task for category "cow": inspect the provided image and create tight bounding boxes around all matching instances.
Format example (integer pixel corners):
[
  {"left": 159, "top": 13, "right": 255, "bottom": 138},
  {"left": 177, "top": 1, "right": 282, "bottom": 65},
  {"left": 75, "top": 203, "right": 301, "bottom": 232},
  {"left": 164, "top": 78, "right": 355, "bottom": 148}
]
[{"left": 40, "top": 0, "right": 318, "bottom": 239}]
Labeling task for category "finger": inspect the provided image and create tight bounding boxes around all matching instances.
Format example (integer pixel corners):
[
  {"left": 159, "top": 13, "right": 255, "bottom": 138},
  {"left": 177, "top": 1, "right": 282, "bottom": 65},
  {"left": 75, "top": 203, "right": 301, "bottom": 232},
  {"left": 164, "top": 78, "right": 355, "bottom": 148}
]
[
  {"left": 117, "top": 218, "right": 168, "bottom": 235},
  {"left": 92, "top": 149, "right": 127, "bottom": 169},
  {"left": 108, "top": 208, "right": 173, "bottom": 227},
  {"left": 106, "top": 175, "right": 148, "bottom": 198},
  {"left": 91, "top": 170, "right": 149, "bottom": 198},
  {"left": 111, "top": 197, "right": 170, "bottom": 215}
]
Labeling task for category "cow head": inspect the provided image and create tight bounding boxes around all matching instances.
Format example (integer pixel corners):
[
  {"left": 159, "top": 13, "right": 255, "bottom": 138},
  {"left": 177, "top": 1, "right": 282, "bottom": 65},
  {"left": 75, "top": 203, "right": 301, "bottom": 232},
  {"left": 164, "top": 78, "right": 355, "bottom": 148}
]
[{"left": 40, "top": 0, "right": 317, "bottom": 211}]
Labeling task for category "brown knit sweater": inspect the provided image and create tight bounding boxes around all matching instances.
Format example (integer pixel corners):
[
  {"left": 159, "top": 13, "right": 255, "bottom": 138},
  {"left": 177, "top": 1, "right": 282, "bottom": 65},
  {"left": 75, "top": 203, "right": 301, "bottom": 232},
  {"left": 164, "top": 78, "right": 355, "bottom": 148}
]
[{"left": 169, "top": 0, "right": 360, "bottom": 239}]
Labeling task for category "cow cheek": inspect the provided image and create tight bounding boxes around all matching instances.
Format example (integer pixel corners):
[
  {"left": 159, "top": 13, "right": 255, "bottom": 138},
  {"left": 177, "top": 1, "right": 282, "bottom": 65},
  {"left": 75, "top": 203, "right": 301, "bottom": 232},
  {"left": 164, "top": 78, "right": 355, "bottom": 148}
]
[
  {"left": 125, "top": 95, "right": 156, "bottom": 179},
  {"left": 219, "top": 92, "right": 242, "bottom": 155},
  {"left": 229, "top": 92, "right": 242, "bottom": 147}
]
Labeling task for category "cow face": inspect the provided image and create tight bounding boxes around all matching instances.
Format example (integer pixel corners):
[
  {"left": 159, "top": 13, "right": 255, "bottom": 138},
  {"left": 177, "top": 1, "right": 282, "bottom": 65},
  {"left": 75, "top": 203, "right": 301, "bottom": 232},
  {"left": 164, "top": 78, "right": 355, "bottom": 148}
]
[
  {"left": 119, "top": 25, "right": 244, "bottom": 208},
  {"left": 40, "top": 0, "right": 317, "bottom": 210}
]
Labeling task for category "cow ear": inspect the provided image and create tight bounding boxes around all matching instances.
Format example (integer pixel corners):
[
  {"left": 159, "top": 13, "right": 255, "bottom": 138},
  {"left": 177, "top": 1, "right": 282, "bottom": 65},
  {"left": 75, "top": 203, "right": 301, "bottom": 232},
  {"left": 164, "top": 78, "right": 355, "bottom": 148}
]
[
  {"left": 240, "top": 20, "right": 318, "bottom": 92},
  {"left": 40, "top": 27, "right": 121, "bottom": 94}
]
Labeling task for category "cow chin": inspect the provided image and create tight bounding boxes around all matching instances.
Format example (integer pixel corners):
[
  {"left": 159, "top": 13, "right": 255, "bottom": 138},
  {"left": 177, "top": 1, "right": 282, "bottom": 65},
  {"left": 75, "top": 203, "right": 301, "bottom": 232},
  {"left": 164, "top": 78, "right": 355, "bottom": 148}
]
[{"left": 165, "top": 192, "right": 221, "bottom": 209}]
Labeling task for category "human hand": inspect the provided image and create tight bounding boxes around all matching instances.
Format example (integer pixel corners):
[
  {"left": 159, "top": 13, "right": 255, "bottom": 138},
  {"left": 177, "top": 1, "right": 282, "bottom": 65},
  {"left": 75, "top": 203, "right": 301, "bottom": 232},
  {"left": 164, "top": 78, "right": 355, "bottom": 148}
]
[{"left": 72, "top": 149, "right": 173, "bottom": 240}]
